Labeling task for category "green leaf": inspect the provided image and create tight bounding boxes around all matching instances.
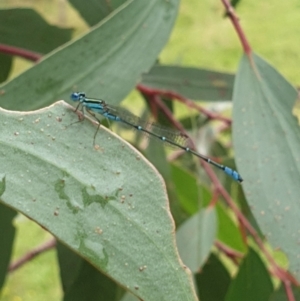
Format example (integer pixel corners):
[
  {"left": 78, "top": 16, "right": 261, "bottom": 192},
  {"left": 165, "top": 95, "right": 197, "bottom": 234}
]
[
  {"left": 120, "top": 291, "right": 139, "bottom": 301},
  {"left": 176, "top": 207, "right": 217, "bottom": 272},
  {"left": 238, "top": 187, "right": 263, "bottom": 237},
  {"left": 269, "top": 284, "right": 300, "bottom": 301},
  {"left": 140, "top": 65, "right": 234, "bottom": 101},
  {"left": 195, "top": 253, "right": 231, "bottom": 301},
  {"left": 171, "top": 164, "right": 212, "bottom": 215},
  {"left": 145, "top": 138, "right": 170, "bottom": 180},
  {"left": 0, "top": 54, "right": 12, "bottom": 83},
  {"left": 0, "top": 8, "right": 73, "bottom": 54},
  {"left": 0, "top": 203, "right": 17, "bottom": 290},
  {"left": 0, "top": 176, "right": 5, "bottom": 196},
  {"left": 216, "top": 203, "right": 246, "bottom": 253},
  {"left": 0, "top": 0, "right": 180, "bottom": 111},
  {"left": 225, "top": 248, "right": 273, "bottom": 301},
  {"left": 232, "top": 53, "right": 300, "bottom": 279},
  {"left": 0, "top": 102, "right": 197, "bottom": 301},
  {"left": 69, "top": 0, "right": 126, "bottom": 26},
  {"left": 57, "top": 242, "right": 123, "bottom": 300}
]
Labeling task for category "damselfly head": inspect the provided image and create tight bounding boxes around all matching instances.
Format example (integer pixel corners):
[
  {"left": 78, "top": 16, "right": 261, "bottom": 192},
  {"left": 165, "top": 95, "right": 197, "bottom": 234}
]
[{"left": 70, "top": 92, "right": 85, "bottom": 102}]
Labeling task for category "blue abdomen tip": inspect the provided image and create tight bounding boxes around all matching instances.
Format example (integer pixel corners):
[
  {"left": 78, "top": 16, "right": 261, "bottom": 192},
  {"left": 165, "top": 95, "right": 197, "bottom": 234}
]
[{"left": 224, "top": 167, "right": 243, "bottom": 183}]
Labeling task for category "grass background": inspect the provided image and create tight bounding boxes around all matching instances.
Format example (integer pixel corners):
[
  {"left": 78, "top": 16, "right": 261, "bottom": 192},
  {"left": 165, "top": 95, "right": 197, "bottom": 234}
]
[{"left": 1, "top": 0, "right": 300, "bottom": 300}]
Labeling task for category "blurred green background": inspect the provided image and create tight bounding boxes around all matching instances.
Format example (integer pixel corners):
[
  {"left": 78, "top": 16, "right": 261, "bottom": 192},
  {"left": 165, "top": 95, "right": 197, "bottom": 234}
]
[{"left": 1, "top": 0, "right": 300, "bottom": 300}]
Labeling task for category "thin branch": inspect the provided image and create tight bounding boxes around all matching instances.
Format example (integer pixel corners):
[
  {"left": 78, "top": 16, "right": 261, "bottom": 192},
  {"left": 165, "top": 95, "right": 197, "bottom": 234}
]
[
  {"left": 220, "top": 0, "right": 251, "bottom": 55},
  {"left": 137, "top": 84, "right": 232, "bottom": 126},
  {"left": 9, "top": 238, "right": 56, "bottom": 273},
  {"left": 215, "top": 240, "right": 243, "bottom": 265},
  {"left": 219, "top": 184, "right": 299, "bottom": 287},
  {"left": 284, "top": 280, "right": 296, "bottom": 301},
  {"left": 0, "top": 44, "right": 42, "bottom": 62}
]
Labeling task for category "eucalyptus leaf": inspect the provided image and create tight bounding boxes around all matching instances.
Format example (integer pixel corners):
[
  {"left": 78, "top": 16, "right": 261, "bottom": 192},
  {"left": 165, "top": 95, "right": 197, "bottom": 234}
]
[
  {"left": 225, "top": 248, "right": 273, "bottom": 301},
  {"left": 69, "top": 0, "right": 126, "bottom": 26},
  {"left": 233, "top": 53, "right": 300, "bottom": 279},
  {"left": 0, "top": 101, "right": 197, "bottom": 301},
  {"left": 0, "top": 54, "right": 12, "bottom": 83},
  {"left": 0, "top": 0, "right": 180, "bottom": 112},
  {"left": 141, "top": 65, "right": 234, "bottom": 101},
  {"left": 0, "top": 8, "right": 72, "bottom": 54},
  {"left": 195, "top": 253, "right": 231, "bottom": 301},
  {"left": 176, "top": 207, "right": 217, "bottom": 273},
  {"left": 57, "top": 242, "right": 123, "bottom": 301},
  {"left": 0, "top": 203, "right": 17, "bottom": 290}
]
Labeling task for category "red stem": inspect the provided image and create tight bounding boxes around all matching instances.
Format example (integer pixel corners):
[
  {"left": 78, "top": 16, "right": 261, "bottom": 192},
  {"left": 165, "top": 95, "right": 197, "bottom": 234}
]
[
  {"left": 9, "top": 238, "right": 56, "bottom": 272},
  {"left": 221, "top": 185, "right": 299, "bottom": 287},
  {"left": 137, "top": 84, "right": 232, "bottom": 126},
  {"left": 215, "top": 240, "right": 243, "bottom": 265},
  {"left": 220, "top": 0, "right": 251, "bottom": 55},
  {"left": 0, "top": 44, "right": 42, "bottom": 62},
  {"left": 284, "top": 280, "right": 296, "bottom": 301}
]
